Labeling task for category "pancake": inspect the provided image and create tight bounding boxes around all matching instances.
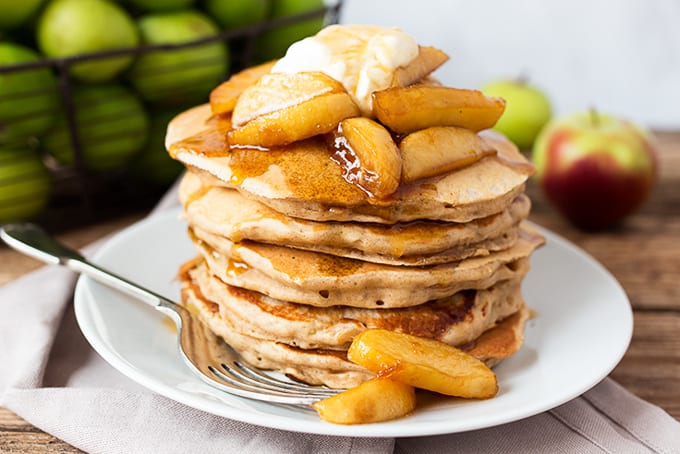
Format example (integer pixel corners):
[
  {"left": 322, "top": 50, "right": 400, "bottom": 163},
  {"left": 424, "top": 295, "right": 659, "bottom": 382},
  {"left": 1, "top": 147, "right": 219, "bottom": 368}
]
[
  {"left": 464, "top": 307, "right": 530, "bottom": 367},
  {"left": 181, "top": 272, "right": 530, "bottom": 388},
  {"left": 189, "top": 260, "right": 525, "bottom": 351},
  {"left": 166, "top": 104, "right": 534, "bottom": 224},
  {"left": 166, "top": 25, "right": 545, "bottom": 395},
  {"left": 180, "top": 271, "right": 373, "bottom": 388},
  {"left": 180, "top": 171, "right": 531, "bottom": 266},
  {"left": 190, "top": 223, "right": 543, "bottom": 308}
]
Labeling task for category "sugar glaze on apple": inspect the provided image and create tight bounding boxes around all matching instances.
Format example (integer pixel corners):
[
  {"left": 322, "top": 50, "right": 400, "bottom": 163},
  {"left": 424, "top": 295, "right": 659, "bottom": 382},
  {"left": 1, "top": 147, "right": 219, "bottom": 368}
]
[{"left": 533, "top": 111, "right": 657, "bottom": 230}]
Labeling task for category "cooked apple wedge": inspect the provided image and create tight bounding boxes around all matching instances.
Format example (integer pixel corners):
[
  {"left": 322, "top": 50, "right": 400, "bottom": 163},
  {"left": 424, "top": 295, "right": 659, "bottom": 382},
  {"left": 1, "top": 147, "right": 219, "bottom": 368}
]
[
  {"left": 373, "top": 86, "right": 506, "bottom": 134},
  {"left": 228, "top": 72, "right": 360, "bottom": 147},
  {"left": 232, "top": 71, "right": 351, "bottom": 127},
  {"left": 229, "top": 93, "right": 359, "bottom": 148},
  {"left": 312, "top": 377, "right": 416, "bottom": 425},
  {"left": 391, "top": 46, "right": 449, "bottom": 87},
  {"left": 334, "top": 117, "right": 402, "bottom": 199},
  {"left": 400, "top": 126, "right": 497, "bottom": 183},
  {"left": 348, "top": 329, "right": 498, "bottom": 399},
  {"left": 209, "top": 60, "right": 277, "bottom": 115}
]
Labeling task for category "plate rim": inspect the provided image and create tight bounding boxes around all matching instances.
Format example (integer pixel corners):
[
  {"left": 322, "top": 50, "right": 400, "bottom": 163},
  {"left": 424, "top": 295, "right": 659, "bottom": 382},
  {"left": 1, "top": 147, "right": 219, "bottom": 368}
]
[{"left": 74, "top": 208, "right": 633, "bottom": 437}]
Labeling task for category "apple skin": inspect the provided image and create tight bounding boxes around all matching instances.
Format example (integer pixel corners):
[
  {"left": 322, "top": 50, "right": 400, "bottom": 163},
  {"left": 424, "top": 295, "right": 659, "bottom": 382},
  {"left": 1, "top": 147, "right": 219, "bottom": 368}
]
[
  {"left": 256, "top": 0, "right": 325, "bottom": 61},
  {"left": 533, "top": 111, "right": 657, "bottom": 230},
  {"left": 129, "top": 109, "right": 184, "bottom": 186},
  {"left": 0, "top": 149, "right": 51, "bottom": 223},
  {"left": 0, "top": 0, "right": 45, "bottom": 31},
  {"left": 482, "top": 79, "right": 552, "bottom": 150},
  {"left": 42, "top": 84, "right": 149, "bottom": 171},
  {"left": 37, "top": 0, "right": 139, "bottom": 82},
  {"left": 128, "top": 10, "right": 229, "bottom": 105},
  {"left": 206, "top": 0, "right": 269, "bottom": 30},
  {"left": 128, "top": 0, "right": 196, "bottom": 12},
  {"left": 0, "top": 42, "right": 58, "bottom": 145}
]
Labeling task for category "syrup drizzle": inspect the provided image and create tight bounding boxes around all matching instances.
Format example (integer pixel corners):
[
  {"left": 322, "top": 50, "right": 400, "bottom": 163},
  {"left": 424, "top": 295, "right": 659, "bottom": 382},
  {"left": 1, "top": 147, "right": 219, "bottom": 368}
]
[
  {"left": 327, "top": 125, "right": 382, "bottom": 199},
  {"left": 170, "top": 112, "right": 534, "bottom": 207}
]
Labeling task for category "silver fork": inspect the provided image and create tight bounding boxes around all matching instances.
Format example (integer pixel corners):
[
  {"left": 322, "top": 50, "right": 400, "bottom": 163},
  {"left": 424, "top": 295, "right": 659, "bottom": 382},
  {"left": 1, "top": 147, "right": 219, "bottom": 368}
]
[{"left": 1, "top": 223, "right": 340, "bottom": 406}]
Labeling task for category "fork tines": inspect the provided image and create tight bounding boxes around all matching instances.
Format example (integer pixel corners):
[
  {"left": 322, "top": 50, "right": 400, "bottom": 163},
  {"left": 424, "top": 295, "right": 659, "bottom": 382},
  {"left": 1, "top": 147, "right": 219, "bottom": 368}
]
[{"left": 207, "top": 361, "right": 341, "bottom": 405}]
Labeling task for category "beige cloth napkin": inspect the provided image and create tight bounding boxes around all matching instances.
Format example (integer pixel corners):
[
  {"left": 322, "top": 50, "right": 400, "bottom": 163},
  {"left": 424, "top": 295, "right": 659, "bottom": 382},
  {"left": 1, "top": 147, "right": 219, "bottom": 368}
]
[{"left": 1, "top": 184, "right": 679, "bottom": 454}]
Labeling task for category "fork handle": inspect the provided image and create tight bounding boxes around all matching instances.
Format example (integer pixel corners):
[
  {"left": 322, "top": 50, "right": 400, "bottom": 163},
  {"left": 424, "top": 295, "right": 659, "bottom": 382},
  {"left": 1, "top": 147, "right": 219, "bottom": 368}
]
[{"left": 1, "top": 223, "right": 175, "bottom": 310}]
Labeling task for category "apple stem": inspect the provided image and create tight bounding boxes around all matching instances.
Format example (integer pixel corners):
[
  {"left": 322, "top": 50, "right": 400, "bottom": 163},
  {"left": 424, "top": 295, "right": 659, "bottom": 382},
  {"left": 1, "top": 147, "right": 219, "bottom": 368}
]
[
  {"left": 590, "top": 107, "right": 600, "bottom": 127},
  {"left": 516, "top": 73, "right": 529, "bottom": 86}
]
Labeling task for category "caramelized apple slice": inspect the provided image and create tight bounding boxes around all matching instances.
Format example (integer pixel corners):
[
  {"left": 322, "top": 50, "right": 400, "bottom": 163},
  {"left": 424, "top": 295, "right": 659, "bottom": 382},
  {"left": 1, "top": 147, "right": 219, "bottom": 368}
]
[
  {"left": 209, "top": 60, "right": 277, "bottom": 115},
  {"left": 373, "top": 86, "right": 506, "bottom": 134},
  {"left": 312, "top": 377, "right": 416, "bottom": 424},
  {"left": 348, "top": 329, "right": 498, "bottom": 399},
  {"left": 391, "top": 46, "right": 449, "bottom": 87},
  {"left": 400, "top": 126, "right": 497, "bottom": 183},
  {"left": 229, "top": 93, "right": 359, "bottom": 148},
  {"left": 335, "top": 117, "right": 402, "bottom": 199},
  {"left": 232, "top": 71, "right": 350, "bottom": 127},
  {"left": 228, "top": 72, "right": 360, "bottom": 147}
]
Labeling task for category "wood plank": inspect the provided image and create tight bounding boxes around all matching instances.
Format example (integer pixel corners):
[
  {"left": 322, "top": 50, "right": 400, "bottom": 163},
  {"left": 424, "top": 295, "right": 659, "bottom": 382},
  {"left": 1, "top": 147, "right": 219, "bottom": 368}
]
[
  {"left": 0, "top": 408, "right": 81, "bottom": 453},
  {"left": 611, "top": 311, "right": 680, "bottom": 419},
  {"left": 0, "top": 407, "right": 32, "bottom": 430}
]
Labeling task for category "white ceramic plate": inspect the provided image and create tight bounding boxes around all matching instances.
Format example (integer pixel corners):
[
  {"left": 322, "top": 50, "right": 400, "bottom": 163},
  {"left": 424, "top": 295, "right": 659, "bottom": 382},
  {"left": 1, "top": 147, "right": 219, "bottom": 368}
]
[{"left": 74, "top": 208, "right": 633, "bottom": 437}]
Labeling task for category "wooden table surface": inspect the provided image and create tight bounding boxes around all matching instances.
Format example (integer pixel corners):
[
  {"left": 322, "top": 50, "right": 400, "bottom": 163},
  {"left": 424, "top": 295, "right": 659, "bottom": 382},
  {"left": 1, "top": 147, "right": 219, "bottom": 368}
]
[{"left": 1, "top": 132, "right": 678, "bottom": 453}]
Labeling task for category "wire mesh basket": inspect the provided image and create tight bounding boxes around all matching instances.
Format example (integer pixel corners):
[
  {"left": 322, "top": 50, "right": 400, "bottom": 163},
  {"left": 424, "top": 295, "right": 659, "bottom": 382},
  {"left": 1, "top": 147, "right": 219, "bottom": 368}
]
[{"left": 0, "top": 1, "right": 343, "bottom": 230}]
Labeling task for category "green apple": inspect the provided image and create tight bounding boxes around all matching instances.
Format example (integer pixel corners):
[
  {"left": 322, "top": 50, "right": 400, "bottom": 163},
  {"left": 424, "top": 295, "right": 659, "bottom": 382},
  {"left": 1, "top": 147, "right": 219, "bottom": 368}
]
[
  {"left": 0, "top": 149, "right": 51, "bottom": 223},
  {"left": 0, "top": 0, "right": 45, "bottom": 31},
  {"left": 205, "top": 0, "right": 269, "bottom": 30},
  {"left": 43, "top": 84, "right": 149, "bottom": 171},
  {"left": 128, "top": 10, "right": 229, "bottom": 105},
  {"left": 0, "top": 42, "right": 58, "bottom": 146},
  {"left": 533, "top": 111, "right": 657, "bottom": 230},
  {"left": 37, "top": 0, "right": 139, "bottom": 82},
  {"left": 130, "top": 109, "right": 184, "bottom": 186},
  {"left": 128, "top": 0, "right": 195, "bottom": 11},
  {"left": 256, "top": 0, "right": 325, "bottom": 61},
  {"left": 482, "top": 79, "right": 552, "bottom": 149}
]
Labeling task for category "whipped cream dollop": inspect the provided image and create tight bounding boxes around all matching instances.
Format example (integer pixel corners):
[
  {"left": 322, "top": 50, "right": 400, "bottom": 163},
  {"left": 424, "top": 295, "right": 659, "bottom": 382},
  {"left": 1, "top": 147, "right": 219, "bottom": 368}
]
[{"left": 271, "top": 25, "right": 419, "bottom": 115}]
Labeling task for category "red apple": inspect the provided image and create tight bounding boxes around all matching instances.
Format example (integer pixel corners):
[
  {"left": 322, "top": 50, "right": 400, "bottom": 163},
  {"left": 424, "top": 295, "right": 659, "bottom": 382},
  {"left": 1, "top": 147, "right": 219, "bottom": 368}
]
[{"left": 532, "top": 111, "right": 657, "bottom": 230}]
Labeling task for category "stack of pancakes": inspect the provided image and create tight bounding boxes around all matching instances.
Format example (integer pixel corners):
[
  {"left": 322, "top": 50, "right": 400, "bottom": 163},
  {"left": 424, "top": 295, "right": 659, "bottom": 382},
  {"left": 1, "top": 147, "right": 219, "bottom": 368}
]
[{"left": 166, "top": 29, "right": 544, "bottom": 389}]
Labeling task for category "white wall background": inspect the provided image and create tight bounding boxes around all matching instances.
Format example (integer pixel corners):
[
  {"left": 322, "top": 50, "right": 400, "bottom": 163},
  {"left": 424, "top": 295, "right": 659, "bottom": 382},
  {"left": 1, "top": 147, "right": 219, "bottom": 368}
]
[{"left": 341, "top": 0, "right": 680, "bottom": 130}]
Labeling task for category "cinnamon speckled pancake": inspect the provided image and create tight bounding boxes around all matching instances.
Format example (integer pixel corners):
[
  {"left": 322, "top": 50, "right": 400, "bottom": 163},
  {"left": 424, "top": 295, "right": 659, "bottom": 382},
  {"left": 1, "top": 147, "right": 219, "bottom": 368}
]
[
  {"left": 188, "top": 260, "right": 525, "bottom": 351},
  {"left": 180, "top": 269, "right": 529, "bottom": 388},
  {"left": 189, "top": 223, "right": 543, "bottom": 308},
  {"left": 166, "top": 104, "right": 534, "bottom": 224},
  {"left": 180, "top": 275, "right": 373, "bottom": 388},
  {"left": 179, "top": 171, "right": 531, "bottom": 266}
]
